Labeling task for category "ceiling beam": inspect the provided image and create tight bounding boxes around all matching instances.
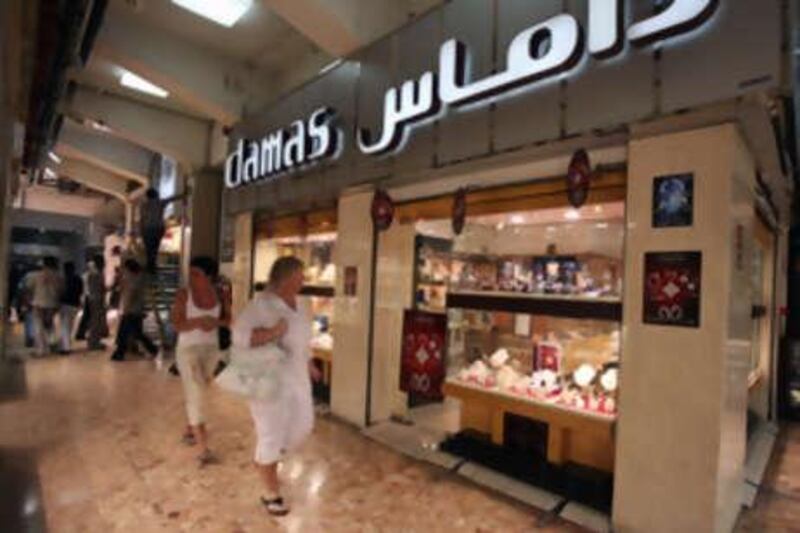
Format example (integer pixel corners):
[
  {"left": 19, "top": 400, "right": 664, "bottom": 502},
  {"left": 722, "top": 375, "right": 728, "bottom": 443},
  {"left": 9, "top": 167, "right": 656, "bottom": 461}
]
[
  {"left": 263, "top": 0, "right": 361, "bottom": 57},
  {"left": 93, "top": 11, "right": 250, "bottom": 125},
  {"left": 56, "top": 119, "right": 154, "bottom": 186},
  {"left": 264, "top": 0, "right": 438, "bottom": 57},
  {"left": 58, "top": 157, "right": 130, "bottom": 202},
  {"left": 66, "top": 86, "right": 210, "bottom": 168}
]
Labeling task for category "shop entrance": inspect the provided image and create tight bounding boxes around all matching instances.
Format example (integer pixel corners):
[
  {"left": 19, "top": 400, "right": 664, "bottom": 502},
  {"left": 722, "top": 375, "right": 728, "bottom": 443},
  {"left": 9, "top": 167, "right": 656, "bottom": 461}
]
[
  {"left": 252, "top": 210, "right": 337, "bottom": 404},
  {"left": 369, "top": 172, "right": 626, "bottom": 512}
]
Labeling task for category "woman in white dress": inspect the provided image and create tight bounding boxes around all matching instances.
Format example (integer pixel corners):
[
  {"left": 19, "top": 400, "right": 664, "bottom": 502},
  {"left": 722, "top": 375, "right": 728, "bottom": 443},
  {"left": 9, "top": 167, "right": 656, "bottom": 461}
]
[
  {"left": 172, "top": 256, "right": 229, "bottom": 466},
  {"left": 232, "top": 256, "right": 320, "bottom": 516}
]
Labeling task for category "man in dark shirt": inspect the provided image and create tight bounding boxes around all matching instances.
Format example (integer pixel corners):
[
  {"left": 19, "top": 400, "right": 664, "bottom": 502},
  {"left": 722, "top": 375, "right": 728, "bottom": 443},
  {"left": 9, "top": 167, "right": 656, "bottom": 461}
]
[
  {"left": 111, "top": 259, "right": 158, "bottom": 361},
  {"left": 59, "top": 262, "right": 83, "bottom": 354}
]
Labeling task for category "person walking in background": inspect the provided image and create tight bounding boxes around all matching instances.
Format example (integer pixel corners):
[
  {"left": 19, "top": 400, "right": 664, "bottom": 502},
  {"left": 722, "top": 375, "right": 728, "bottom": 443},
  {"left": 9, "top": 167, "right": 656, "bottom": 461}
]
[
  {"left": 26, "top": 256, "right": 63, "bottom": 356},
  {"left": 140, "top": 188, "right": 166, "bottom": 274},
  {"left": 58, "top": 262, "right": 83, "bottom": 354},
  {"left": 232, "top": 256, "right": 320, "bottom": 516},
  {"left": 110, "top": 259, "right": 157, "bottom": 362},
  {"left": 15, "top": 266, "right": 36, "bottom": 348},
  {"left": 86, "top": 255, "right": 109, "bottom": 351},
  {"left": 172, "top": 256, "right": 228, "bottom": 466}
]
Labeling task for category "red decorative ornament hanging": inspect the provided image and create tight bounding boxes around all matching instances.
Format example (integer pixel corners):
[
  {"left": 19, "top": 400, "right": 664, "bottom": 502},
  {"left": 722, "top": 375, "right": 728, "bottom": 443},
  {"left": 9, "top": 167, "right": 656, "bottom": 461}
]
[
  {"left": 371, "top": 189, "right": 394, "bottom": 231},
  {"left": 452, "top": 187, "right": 467, "bottom": 235},
  {"left": 566, "top": 148, "right": 593, "bottom": 208}
]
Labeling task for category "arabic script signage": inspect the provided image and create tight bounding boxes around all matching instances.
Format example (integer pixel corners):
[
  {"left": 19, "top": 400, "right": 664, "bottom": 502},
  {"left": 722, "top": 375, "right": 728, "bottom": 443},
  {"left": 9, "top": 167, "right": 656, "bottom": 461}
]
[
  {"left": 359, "top": 0, "right": 718, "bottom": 155},
  {"left": 225, "top": 0, "right": 719, "bottom": 189}
]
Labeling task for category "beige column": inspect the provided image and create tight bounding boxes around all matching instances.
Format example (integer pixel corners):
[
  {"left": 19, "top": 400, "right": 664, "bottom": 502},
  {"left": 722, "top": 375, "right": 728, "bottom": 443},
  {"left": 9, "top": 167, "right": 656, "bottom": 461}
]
[
  {"left": 188, "top": 168, "right": 222, "bottom": 260},
  {"left": 370, "top": 221, "right": 416, "bottom": 422},
  {"left": 231, "top": 211, "right": 253, "bottom": 319},
  {"left": 330, "top": 189, "right": 375, "bottom": 426},
  {"left": 613, "top": 124, "right": 755, "bottom": 533}
]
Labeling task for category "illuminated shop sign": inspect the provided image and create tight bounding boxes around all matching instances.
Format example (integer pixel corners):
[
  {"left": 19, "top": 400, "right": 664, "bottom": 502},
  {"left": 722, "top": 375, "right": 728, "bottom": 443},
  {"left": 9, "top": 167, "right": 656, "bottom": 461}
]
[
  {"left": 359, "top": 0, "right": 718, "bottom": 155},
  {"left": 226, "top": 0, "right": 718, "bottom": 188},
  {"left": 225, "top": 107, "right": 337, "bottom": 189}
]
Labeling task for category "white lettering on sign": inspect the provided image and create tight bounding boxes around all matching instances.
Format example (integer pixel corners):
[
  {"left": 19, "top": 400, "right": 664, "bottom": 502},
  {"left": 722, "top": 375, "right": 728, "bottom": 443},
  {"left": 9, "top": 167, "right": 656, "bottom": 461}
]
[
  {"left": 359, "top": 0, "right": 718, "bottom": 155},
  {"left": 225, "top": 107, "right": 336, "bottom": 189}
]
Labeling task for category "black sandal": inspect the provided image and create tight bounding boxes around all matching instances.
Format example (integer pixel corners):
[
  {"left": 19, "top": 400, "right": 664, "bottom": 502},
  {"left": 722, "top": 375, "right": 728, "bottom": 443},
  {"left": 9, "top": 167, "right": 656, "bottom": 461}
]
[{"left": 260, "top": 496, "right": 290, "bottom": 516}]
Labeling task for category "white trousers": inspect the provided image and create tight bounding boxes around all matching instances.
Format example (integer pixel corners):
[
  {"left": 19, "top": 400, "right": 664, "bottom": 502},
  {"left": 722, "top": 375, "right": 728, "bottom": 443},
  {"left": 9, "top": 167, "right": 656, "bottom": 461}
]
[
  {"left": 59, "top": 305, "right": 79, "bottom": 351},
  {"left": 249, "top": 373, "right": 313, "bottom": 465},
  {"left": 176, "top": 344, "right": 219, "bottom": 426}
]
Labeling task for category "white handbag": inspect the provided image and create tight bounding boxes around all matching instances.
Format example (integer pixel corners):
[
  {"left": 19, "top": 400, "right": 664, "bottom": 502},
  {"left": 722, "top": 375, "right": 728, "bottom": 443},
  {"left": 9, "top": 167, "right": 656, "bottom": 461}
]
[{"left": 215, "top": 343, "right": 286, "bottom": 401}]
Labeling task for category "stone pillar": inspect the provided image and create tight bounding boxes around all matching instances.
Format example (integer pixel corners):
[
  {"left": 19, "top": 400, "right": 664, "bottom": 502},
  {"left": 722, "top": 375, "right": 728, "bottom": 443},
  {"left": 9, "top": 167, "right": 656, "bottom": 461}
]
[
  {"left": 370, "top": 221, "right": 416, "bottom": 422},
  {"left": 613, "top": 124, "right": 755, "bottom": 533},
  {"left": 231, "top": 211, "right": 253, "bottom": 319},
  {"left": 330, "top": 189, "right": 376, "bottom": 426},
  {"left": 188, "top": 168, "right": 222, "bottom": 260}
]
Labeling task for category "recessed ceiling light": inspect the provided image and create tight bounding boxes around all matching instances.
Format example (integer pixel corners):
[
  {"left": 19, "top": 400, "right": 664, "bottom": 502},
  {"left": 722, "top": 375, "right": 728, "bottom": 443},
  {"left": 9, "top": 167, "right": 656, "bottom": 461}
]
[
  {"left": 510, "top": 215, "right": 525, "bottom": 225},
  {"left": 48, "top": 152, "right": 62, "bottom": 164},
  {"left": 564, "top": 209, "right": 581, "bottom": 221},
  {"left": 594, "top": 205, "right": 603, "bottom": 213},
  {"left": 496, "top": 222, "right": 505, "bottom": 230},
  {"left": 120, "top": 70, "right": 169, "bottom": 98},
  {"left": 171, "top": 0, "right": 253, "bottom": 27}
]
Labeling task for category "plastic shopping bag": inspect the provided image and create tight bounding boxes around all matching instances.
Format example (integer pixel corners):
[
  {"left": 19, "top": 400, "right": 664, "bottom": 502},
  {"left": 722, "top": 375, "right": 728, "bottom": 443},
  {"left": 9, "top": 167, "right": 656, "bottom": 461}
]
[{"left": 215, "top": 344, "right": 286, "bottom": 401}]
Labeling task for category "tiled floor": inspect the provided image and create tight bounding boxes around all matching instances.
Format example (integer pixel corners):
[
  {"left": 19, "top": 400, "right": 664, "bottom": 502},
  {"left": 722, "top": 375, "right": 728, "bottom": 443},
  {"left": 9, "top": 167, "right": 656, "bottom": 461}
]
[
  {"left": 0, "top": 348, "right": 581, "bottom": 532},
  {"left": 736, "top": 424, "right": 800, "bottom": 532},
  {"left": 2, "top": 341, "right": 799, "bottom": 532}
]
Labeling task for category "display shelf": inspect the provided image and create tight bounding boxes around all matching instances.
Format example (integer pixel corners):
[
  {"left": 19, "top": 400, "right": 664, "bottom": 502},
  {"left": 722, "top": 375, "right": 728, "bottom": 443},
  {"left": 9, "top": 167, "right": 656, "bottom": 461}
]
[
  {"left": 442, "top": 380, "right": 615, "bottom": 472},
  {"left": 300, "top": 285, "right": 335, "bottom": 297},
  {"left": 446, "top": 290, "right": 622, "bottom": 321}
]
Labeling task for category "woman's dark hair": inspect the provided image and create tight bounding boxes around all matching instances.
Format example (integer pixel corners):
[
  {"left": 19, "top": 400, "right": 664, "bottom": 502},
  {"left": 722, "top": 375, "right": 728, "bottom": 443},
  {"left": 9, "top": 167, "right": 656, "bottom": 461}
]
[
  {"left": 190, "top": 256, "right": 218, "bottom": 279},
  {"left": 268, "top": 256, "right": 304, "bottom": 286}
]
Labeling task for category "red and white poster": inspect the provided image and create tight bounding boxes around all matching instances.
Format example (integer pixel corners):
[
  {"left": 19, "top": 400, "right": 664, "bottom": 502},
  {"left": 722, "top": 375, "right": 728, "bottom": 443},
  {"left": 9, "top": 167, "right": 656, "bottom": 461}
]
[
  {"left": 400, "top": 310, "right": 447, "bottom": 400},
  {"left": 643, "top": 251, "right": 702, "bottom": 328}
]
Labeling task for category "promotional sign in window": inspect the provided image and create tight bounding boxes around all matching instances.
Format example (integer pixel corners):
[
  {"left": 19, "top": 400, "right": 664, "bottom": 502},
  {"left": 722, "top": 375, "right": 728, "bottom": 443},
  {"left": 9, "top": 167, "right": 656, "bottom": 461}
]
[
  {"left": 400, "top": 309, "right": 447, "bottom": 400},
  {"left": 643, "top": 251, "right": 702, "bottom": 328}
]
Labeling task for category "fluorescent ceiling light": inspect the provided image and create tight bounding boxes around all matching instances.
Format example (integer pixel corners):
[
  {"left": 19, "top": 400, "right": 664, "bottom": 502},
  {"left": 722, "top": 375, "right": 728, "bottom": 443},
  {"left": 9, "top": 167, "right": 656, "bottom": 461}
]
[
  {"left": 120, "top": 70, "right": 169, "bottom": 98},
  {"left": 43, "top": 168, "right": 57, "bottom": 180},
  {"left": 319, "top": 59, "right": 343, "bottom": 75},
  {"left": 48, "top": 152, "right": 62, "bottom": 164},
  {"left": 171, "top": 0, "right": 253, "bottom": 27}
]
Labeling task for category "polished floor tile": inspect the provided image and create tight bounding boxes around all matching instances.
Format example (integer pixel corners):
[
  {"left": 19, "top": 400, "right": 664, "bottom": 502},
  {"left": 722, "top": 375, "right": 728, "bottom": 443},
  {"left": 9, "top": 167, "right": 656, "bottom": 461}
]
[{"left": 0, "top": 350, "right": 582, "bottom": 532}]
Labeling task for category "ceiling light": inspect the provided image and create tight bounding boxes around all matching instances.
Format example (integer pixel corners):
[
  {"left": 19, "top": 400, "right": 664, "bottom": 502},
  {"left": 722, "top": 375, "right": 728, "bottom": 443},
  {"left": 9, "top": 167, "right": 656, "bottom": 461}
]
[
  {"left": 120, "top": 70, "right": 169, "bottom": 98},
  {"left": 86, "top": 119, "right": 112, "bottom": 133},
  {"left": 496, "top": 222, "right": 506, "bottom": 230},
  {"left": 48, "top": 152, "right": 62, "bottom": 164},
  {"left": 595, "top": 222, "right": 609, "bottom": 229},
  {"left": 594, "top": 205, "right": 603, "bottom": 213},
  {"left": 43, "top": 168, "right": 57, "bottom": 180},
  {"left": 171, "top": 0, "right": 253, "bottom": 27},
  {"left": 564, "top": 209, "right": 581, "bottom": 221},
  {"left": 510, "top": 215, "right": 525, "bottom": 225},
  {"left": 319, "top": 59, "right": 343, "bottom": 75}
]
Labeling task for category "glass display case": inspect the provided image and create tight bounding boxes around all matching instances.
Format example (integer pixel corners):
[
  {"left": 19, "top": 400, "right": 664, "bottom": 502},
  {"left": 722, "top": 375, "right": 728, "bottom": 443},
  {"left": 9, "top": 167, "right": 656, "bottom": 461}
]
[
  {"left": 447, "top": 308, "right": 620, "bottom": 418},
  {"left": 414, "top": 235, "right": 451, "bottom": 313}
]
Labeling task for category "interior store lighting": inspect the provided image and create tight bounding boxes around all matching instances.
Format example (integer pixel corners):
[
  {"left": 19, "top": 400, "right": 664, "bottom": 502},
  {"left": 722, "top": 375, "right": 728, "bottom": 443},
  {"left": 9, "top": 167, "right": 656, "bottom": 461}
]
[
  {"left": 564, "top": 209, "right": 581, "bottom": 221},
  {"left": 171, "top": 0, "right": 253, "bottom": 27},
  {"left": 43, "top": 168, "right": 57, "bottom": 180},
  {"left": 510, "top": 214, "right": 525, "bottom": 225},
  {"left": 48, "top": 151, "right": 62, "bottom": 164},
  {"left": 120, "top": 70, "right": 169, "bottom": 98}
]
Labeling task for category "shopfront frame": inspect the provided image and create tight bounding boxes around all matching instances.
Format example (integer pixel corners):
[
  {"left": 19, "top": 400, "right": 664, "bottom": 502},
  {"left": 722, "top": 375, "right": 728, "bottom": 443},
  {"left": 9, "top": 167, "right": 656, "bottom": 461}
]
[{"left": 220, "top": 2, "right": 791, "bottom": 531}]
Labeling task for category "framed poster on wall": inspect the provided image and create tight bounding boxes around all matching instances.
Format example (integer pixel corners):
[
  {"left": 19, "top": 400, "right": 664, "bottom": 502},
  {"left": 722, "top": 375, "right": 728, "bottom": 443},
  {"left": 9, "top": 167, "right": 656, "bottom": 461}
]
[
  {"left": 652, "top": 173, "right": 694, "bottom": 228},
  {"left": 400, "top": 309, "right": 447, "bottom": 401},
  {"left": 643, "top": 251, "right": 702, "bottom": 328}
]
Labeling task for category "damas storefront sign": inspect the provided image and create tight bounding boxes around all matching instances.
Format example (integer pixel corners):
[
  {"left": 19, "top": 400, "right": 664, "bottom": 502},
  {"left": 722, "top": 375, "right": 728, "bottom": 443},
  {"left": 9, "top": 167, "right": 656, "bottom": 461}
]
[{"left": 224, "top": 0, "right": 717, "bottom": 189}]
